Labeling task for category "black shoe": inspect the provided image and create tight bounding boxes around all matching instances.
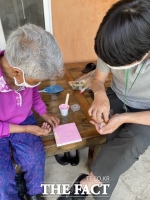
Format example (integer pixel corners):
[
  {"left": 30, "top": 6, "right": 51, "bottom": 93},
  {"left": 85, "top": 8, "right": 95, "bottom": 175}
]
[
  {"left": 55, "top": 153, "right": 69, "bottom": 165},
  {"left": 57, "top": 174, "right": 88, "bottom": 200},
  {"left": 26, "top": 194, "right": 45, "bottom": 200},
  {"left": 15, "top": 173, "right": 26, "bottom": 200},
  {"left": 82, "top": 63, "right": 96, "bottom": 73},
  {"left": 67, "top": 150, "right": 80, "bottom": 166}
]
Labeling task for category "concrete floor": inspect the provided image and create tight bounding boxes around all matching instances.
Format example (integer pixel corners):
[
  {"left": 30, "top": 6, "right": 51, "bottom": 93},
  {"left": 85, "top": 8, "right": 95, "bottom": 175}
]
[{"left": 44, "top": 146, "right": 150, "bottom": 200}]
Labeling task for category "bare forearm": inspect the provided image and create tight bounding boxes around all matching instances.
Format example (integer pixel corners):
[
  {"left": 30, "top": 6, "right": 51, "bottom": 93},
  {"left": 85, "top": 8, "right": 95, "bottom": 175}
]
[
  {"left": 9, "top": 124, "right": 27, "bottom": 133},
  {"left": 9, "top": 123, "right": 51, "bottom": 136},
  {"left": 91, "top": 79, "right": 106, "bottom": 95},
  {"left": 121, "top": 111, "right": 150, "bottom": 126}
]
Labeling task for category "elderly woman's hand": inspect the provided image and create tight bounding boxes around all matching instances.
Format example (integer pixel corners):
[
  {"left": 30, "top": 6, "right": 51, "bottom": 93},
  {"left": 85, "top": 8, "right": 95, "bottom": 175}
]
[
  {"left": 26, "top": 122, "right": 51, "bottom": 136},
  {"left": 41, "top": 112, "right": 60, "bottom": 128}
]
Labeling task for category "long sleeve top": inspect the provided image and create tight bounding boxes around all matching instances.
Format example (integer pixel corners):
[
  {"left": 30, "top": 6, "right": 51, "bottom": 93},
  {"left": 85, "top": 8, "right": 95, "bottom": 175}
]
[{"left": 0, "top": 50, "right": 47, "bottom": 138}]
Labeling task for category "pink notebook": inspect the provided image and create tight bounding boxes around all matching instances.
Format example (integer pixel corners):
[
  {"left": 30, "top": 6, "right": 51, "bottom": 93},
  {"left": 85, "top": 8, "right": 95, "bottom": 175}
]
[{"left": 53, "top": 122, "right": 82, "bottom": 147}]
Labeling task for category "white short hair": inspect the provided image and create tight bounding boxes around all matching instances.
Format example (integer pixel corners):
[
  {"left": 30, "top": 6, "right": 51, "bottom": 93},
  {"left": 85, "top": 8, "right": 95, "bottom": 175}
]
[{"left": 5, "top": 24, "right": 64, "bottom": 80}]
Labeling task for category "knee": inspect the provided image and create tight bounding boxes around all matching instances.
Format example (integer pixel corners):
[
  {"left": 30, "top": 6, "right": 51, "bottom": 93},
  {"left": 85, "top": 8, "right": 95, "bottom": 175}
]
[
  {"left": 126, "top": 124, "right": 150, "bottom": 139},
  {"left": 126, "top": 136, "right": 147, "bottom": 159},
  {"left": 0, "top": 169, "right": 15, "bottom": 189},
  {"left": 0, "top": 172, "right": 8, "bottom": 189},
  {"left": 34, "top": 150, "right": 45, "bottom": 165},
  {"left": 121, "top": 124, "right": 150, "bottom": 154},
  {"left": 25, "top": 149, "right": 45, "bottom": 169}
]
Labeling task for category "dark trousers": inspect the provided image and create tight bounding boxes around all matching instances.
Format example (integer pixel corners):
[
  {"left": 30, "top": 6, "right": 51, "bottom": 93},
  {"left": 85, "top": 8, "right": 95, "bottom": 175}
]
[{"left": 91, "top": 87, "right": 150, "bottom": 199}]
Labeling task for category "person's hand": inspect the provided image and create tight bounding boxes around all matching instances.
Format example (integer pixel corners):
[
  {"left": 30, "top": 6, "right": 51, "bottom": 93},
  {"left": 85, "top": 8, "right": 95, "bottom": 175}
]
[
  {"left": 90, "top": 113, "right": 125, "bottom": 135},
  {"left": 88, "top": 91, "right": 110, "bottom": 123},
  {"left": 41, "top": 112, "right": 60, "bottom": 128},
  {"left": 26, "top": 122, "right": 51, "bottom": 136}
]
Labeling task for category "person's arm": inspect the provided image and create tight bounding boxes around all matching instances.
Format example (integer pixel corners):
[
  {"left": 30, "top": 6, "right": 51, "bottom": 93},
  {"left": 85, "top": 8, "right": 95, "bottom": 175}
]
[
  {"left": 0, "top": 120, "right": 51, "bottom": 138},
  {"left": 9, "top": 123, "right": 51, "bottom": 136},
  {"left": 32, "top": 86, "right": 47, "bottom": 116},
  {"left": 90, "top": 111, "right": 150, "bottom": 135},
  {"left": 91, "top": 69, "right": 108, "bottom": 94},
  {"left": 0, "top": 121, "right": 28, "bottom": 138},
  {"left": 120, "top": 111, "right": 150, "bottom": 125},
  {"left": 32, "top": 87, "right": 60, "bottom": 128},
  {"left": 0, "top": 121, "right": 10, "bottom": 138},
  {"left": 88, "top": 63, "right": 110, "bottom": 123},
  {"left": 9, "top": 124, "right": 26, "bottom": 133}
]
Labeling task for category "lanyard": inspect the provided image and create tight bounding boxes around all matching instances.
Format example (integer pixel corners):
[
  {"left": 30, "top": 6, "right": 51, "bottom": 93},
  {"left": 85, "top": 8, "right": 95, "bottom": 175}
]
[{"left": 123, "top": 61, "right": 146, "bottom": 112}]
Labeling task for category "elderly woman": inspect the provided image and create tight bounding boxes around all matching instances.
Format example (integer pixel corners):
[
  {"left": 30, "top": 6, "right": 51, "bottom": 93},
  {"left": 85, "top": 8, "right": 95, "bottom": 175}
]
[{"left": 0, "top": 24, "right": 63, "bottom": 200}]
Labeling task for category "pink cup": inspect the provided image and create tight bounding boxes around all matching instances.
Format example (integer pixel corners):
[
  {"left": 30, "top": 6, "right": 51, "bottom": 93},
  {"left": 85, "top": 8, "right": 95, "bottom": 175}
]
[{"left": 59, "top": 104, "right": 69, "bottom": 116}]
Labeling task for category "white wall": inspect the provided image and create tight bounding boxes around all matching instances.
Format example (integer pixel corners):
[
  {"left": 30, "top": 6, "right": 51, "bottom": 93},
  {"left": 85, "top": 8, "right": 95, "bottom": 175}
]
[
  {"left": 43, "top": 0, "right": 53, "bottom": 34},
  {"left": 0, "top": 18, "right": 6, "bottom": 50}
]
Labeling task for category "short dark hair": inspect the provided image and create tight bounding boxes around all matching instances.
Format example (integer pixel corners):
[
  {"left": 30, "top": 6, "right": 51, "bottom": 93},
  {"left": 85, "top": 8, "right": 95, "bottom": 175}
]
[{"left": 95, "top": 0, "right": 150, "bottom": 66}]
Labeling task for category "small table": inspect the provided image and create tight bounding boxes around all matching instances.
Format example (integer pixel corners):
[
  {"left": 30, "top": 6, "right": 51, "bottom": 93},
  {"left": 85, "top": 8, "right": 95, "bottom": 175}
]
[{"left": 35, "top": 62, "right": 106, "bottom": 168}]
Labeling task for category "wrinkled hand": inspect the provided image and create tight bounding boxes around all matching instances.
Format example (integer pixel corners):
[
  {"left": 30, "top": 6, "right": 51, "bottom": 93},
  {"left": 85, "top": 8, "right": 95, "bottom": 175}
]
[
  {"left": 41, "top": 112, "right": 60, "bottom": 128},
  {"left": 88, "top": 91, "right": 110, "bottom": 123},
  {"left": 90, "top": 114, "right": 125, "bottom": 135},
  {"left": 26, "top": 122, "right": 51, "bottom": 136}
]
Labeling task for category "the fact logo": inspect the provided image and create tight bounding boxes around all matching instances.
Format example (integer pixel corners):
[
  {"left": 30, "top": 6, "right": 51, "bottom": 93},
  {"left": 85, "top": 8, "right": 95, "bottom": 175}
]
[{"left": 41, "top": 183, "right": 110, "bottom": 197}]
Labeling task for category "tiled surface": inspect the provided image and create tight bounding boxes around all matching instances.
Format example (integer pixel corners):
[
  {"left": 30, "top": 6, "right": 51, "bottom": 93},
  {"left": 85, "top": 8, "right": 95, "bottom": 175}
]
[
  {"left": 44, "top": 146, "right": 150, "bottom": 200},
  {"left": 44, "top": 147, "right": 92, "bottom": 200},
  {"left": 111, "top": 146, "right": 150, "bottom": 200}
]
